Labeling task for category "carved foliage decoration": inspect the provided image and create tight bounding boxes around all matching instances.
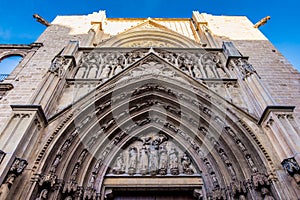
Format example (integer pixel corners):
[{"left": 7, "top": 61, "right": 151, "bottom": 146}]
[{"left": 109, "top": 133, "right": 198, "bottom": 176}]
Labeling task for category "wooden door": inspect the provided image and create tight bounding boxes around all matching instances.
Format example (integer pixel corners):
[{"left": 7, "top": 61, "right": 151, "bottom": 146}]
[{"left": 113, "top": 190, "right": 195, "bottom": 200}]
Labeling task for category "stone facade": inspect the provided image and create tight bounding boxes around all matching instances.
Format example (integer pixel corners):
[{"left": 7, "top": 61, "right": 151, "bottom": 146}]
[{"left": 0, "top": 11, "right": 299, "bottom": 200}]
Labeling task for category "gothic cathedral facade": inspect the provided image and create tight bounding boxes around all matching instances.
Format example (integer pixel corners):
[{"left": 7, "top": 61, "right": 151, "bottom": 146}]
[{"left": 0, "top": 11, "right": 300, "bottom": 200}]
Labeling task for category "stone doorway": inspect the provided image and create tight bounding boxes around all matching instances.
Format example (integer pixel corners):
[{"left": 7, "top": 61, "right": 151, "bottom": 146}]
[
  {"left": 103, "top": 177, "right": 203, "bottom": 200},
  {"left": 112, "top": 190, "right": 196, "bottom": 200}
]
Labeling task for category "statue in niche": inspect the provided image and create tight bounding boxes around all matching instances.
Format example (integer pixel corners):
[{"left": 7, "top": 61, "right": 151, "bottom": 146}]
[
  {"left": 99, "top": 65, "right": 111, "bottom": 79},
  {"left": 261, "top": 187, "right": 275, "bottom": 200},
  {"left": 114, "top": 65, "right": 123, "bottom": 75},
  {"left": 0, "top": 174, "right": 16, "bottom": 199},
  {"left": 169, "top": 147, "right": 179, "bottom": 175},
  {"left": 77, "top": 150, "right": 88, "bottom": 164},
  {"left": 211, "top": 172, "right": 219, "bottom": 188},
  {"left": 139, "top": 146, "right": 149, "bottom": 175},
  {"left": 64, "top": 196, "right": 73, "bottom": 200},
  {"left": 71, "top": 164, "right": 80, "bottom": 180},
  {"left": 227, "top": 163, "right": 236, "bottom": 179},
  {"left": 203, "top": 158, "right": 213, "bottom": 173},
  {"left": 193, "top": 65, "right": 202, "bottom": 78},
  {"left": 50, "top": 155, "right": 61, "bottom": 173},
  {"left": 35, "top": 189, "right": 48, "bottom": 200},
  {"left": 219, "top": 149, "right": 230, "bottom": 164},
  {"left": 87, "top": 174, "right": 96, "bottom": 188},
  {"left": 159, "top": 143, "right": 168, "bottom": 175},
  {"left": 181, "top": 153, "right": 194, "bottom": 174},
  {"left": 236, "top": 139, "right": 247, "bottom": 152},
  {"left": 128, "top": 147, "right": 138, "bottom": 175},
  {"left": 112, "top": 153, "right": 125, "bottom": 174},
  {"left": 148, "top": 140, "right": 159, "bottom": 175},
  {"left": 246, "top": 154, "right": 258, "bottom": 172}
]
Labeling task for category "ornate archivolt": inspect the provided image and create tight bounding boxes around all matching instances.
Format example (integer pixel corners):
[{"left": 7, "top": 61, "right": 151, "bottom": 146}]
[
  {"left": 31, "top": 54, "right": 277, "bottom": 200},
  {"left": 97, "top": 20, "right": 203, "bottom": 48}
]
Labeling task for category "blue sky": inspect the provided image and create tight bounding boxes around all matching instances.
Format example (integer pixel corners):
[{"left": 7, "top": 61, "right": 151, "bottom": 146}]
[{"left": 0, "top": 0, "right": 300, "bottom": 72}]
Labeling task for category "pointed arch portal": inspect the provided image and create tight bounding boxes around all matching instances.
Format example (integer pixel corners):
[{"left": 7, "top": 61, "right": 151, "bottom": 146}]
[{"left": 33, "top": 52, "right": 274, "bottom": 200}]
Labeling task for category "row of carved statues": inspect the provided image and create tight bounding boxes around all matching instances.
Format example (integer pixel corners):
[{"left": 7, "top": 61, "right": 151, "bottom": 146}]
[
  {"left": 74, "top": 49, "right": 229, "bottom": 80},
  {"left": 111, "top": 134, "right": 196, "bottom": 176}
]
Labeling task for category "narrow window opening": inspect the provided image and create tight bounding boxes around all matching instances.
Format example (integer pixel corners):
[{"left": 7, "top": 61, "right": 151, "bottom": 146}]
[{"left": 0, "top": 55, "right": 23, "bottom": 81}]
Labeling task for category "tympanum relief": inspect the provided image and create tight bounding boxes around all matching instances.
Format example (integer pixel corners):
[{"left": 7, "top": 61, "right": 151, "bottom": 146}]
[{"left": 109, "top": 133, "right": 198, "bottom": 176}]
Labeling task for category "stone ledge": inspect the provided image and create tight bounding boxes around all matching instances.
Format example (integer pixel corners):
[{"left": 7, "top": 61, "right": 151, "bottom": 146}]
[{"left": 258, "top": 105, "right": 295, "bottom": 125}]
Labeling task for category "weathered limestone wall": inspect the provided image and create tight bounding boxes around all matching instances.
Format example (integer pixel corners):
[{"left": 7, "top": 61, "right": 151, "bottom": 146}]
[
  {"left": 0, "top": 13, "right": 99, "bottom": 131},
  {"left": 202, "top": 14, "right": 300, "bottom": 121}
]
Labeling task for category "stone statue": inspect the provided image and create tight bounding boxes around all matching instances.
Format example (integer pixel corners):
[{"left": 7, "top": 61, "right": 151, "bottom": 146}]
[
  {"left": 114, "top": 65, "right": 123, "bottom": 75},
  {"left": 112, "top": 153, "right": 125, "bottom": 174},
  {"left": 211, "top": 172, "right": 219, "bottom": 188},
  {"left": 193, "top": 65, "right": 202, "bottom": 78},
  {"left": 99, "top": 65, "right": 111, "bottom": 79},
  {"left": 219, "top": 149, "right": 229, "bottom": 164},
  {"left": 148, "top": 141, "right": 159, "bottom": 175},
  {"left": 0, "top": 174, "right": 16, "bottom": 199},
  {"left": 236, "top": 140, "right": 247, "bottom": 151},
  {"left": 64, "top": 196, "right": 73, "bottom": 200},
  {"left": 128, "top": 147, "right": 138, "bottom": 175},
  {"left": 246, "top": 154, "right": 258, "bottom": 172},
  {"left": 87, "top": 174, "right": 96, "bottom": 188},
  {"left": 77, "top": 150, "right": 88, "bottom": 164},
  {"left": 71, "top": 164, "right": 80, "bottom": 180},
  {"left": 181, "top": 153, "right": 194, "bottom": 174},
  {"left": 227, "top": 163, "right": 236, "bottom": 179},
  {"left": 35, "top": 189, "right": 48, "bottom": 200},
  {"left": 159, "top": 144, "right": 168, "bottom": 175},
  {"left": 50, "top": 155, "right": 61, "bottom": 173},
  {"left": 139, "top": 147, "right": 149, "bottom": 175},
  {"left": 169, "top": 147, "right": 179, "bottom": 175}
]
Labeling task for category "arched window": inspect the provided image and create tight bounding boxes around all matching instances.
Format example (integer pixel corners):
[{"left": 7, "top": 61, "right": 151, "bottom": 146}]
[{"left": 0, "top": 55, "right": 23, "bottom": 81}]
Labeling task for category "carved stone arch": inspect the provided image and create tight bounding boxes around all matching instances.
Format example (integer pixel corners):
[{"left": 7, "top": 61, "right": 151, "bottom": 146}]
[
  {"left": 0, "top": 43, "right": 42, "bottom": 61},
  {"left": 0, "top": 52, "right": 26, "bottom": 61},
  {"left": 96, "top": 19, "right": 203, "bottom": 48},
  {"left": 32, "top": 53, "right": 275, "bottom": 199}
]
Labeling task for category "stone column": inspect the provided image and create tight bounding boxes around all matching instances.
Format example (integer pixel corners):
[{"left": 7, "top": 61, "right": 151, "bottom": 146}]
[
  {"left": 223, "top": 42, "right": 276, "bottom": 117},
  {"left": 30, "top": 41, "right": 78, "bottom": 116},
  {"left": 0, "top": 105, "right": 47, "bottom": 185}
]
